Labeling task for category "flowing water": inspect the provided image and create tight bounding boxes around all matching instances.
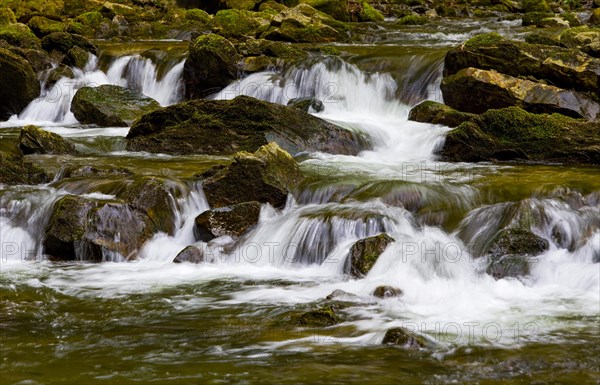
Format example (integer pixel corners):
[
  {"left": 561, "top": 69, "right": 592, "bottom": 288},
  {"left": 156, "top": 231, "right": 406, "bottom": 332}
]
[{"left": 1, "top": 21, "right": 599, "bottom": 384}]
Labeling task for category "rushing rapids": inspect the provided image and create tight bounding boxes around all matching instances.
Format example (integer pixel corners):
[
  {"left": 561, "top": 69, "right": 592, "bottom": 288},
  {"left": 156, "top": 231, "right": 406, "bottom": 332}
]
[{"left": 1, "top": 22, "right": 599, "bottom": 385}]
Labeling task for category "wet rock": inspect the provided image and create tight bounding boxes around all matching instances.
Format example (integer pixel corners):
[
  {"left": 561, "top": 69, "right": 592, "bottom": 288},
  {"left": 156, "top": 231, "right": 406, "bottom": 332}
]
[
  {"left": 27, "top": 16, "right": 65, "bottom": 37},
  {"left": 0, "top": 23, "right": 40, "bottom": 49},
  {"left": 408, "top": 100, "right": 476, "bottom": 127},
  {"left": 63, "top": 165, "right": 133, "bottom": 178},
  {"left": 287, "top": 97, "right": 324, "bottom": 113},
  {"left": 212, "top": 9, "right": 267, "bottom": 39},
  {"left": 522, "top": 0, "right": 551, "bottom": 13},
  {"left": 62, "top": 46, "right": 90, "bottom": 68},
  {"left": 194, "top": 201, "right": 261, "bottom": 241},
  {"left": 40, "top": 32, "right": 97, "bottom": 56},
  {"left": 348, "top": 234, "right": 394, "bottom": 278},
  {"left": 19, "top": 125, "right": 78, "bottom": 155},
  {"left": 126, "top": 95, "right": 366, "bottom": 156},
  {"left": 0, "top": 48, "right": 40, "bottom": 119},
  {"left": 46, "top": 64, "right": 74, "bottom": 88},
  {"left": 299, "top": 0, "right": 349, "bottom": 21},
  {"left": 202, "top": 142, "right": 303, "bottom": 208},
  {"left": 590, "top": 9, "right": 600, "bottom": 26},
  {"left": 397, "top": 15, "right": 429, "bottom": 25},
  {"left": 71, "top": 85, "right": 161, "bottom": 127},
  {"left": 441, "top": 67, "right": 600, "bottom": 120},
  {"left": 261, "top": 4, "right": 349, "bottom": 43},
  {"left": 373, "top": 285, "right": 403, "bottom": 298},
  {"left": 358, "top": 1, "right": 384, "bottom": 22},
  {"left": 6, "top": 46, "right": 52, "bottom": 73},
  {"left": 295, "top": 305, "right": 342, "bottom": 326},
  {"left": 236, "top": 38, "right": 307, "bottom": 72},
  {"left": 0, "top": 154, "right": 49, "bottom": 185},
  {"left": 524, "top": 33, "right": 560, "bottom": 46},
  {"left": 486, "top": 254, "right": 531, "bottom": 279},
  {"left": 43, "top": 195, "right": 158, "bottom": 262},
  {"left": 444, "top": 33, "right": 600, "bottom": 96},
  {"left": 382, "top": 327, "right": 425, "bottom": 348},
  {"left": 559, "top": 26, "right": 600, "bottom": 58},
  {"left": 326, "top": 289, "right": 360, "bottom": 301},
  {"left": 183, "top": 34, "right": 240, "bottom": 99},
  {"left": 173, "top": 245, "right": 205, "bottom": 263},
  {"left": 438, "top": 106, "right": 600, "bottom": 164}
]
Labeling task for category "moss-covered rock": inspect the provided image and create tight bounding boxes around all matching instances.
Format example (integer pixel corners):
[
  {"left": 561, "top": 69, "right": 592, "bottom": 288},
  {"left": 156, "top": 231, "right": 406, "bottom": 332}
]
[
  {"left": 0, "top": 48, "right": 40, "bottom": 119},
  {"left": 194, "top": 201, "right": 261, "bottom": 241},
  {"left": 46, "top": 64, "right": 74, "bottom": 88},
  {"left": 522, "top": 0, "right": 551, "bottom": 13},
  {"left": 397, "top": 14, "right": 428, "bottom": 24},
  {"left": 559, "top": 26, "right": 600, "bottom": 58},
  {"left": 183, "top": 34, "right": 240, "bottom": 99},
  {"left": 236, "top": 38, "right": 307, "bottom": 71},
  {"left": 8, "top": 46, "right": 52, "bottom": 72},
  {"left": 440, "top": 67, "right": 600, "bottom": 120},
  {"left": 358, "top": 1, "right": 384, "bottom": 22},
  {"left": 287, "top": 97, "right": 324, "bottom": 112},
  {"left": 0, "top": 153, "right": 49, "bottom": 185},
  {"left": 444, "top": 33, "right": 600, "bottom": 96},
  {"left": 173, "top": 245, "right": 205, "bottom": 263},
  {"left": 0, "top": 7, "right": 16, "bottom": 25},
  {"left": 0, "top": 0, "right": 64, "bottom": 19},
  {"left": 521, "top": 12, "right": 553, "bottom": 26},
  {"left": 201, "top": 142, "right": 304, "bottom": 208},
  {"left": 348, "top": 233, "right": 394, "bottom": 277},
  {"left": 19, "top": 125, "right": 78, "bottom": 155},
  {"left": 373, "top": 285, "right": 403, "bottom": 298},
  {"left": 524, "top": 32, "right": 560, "bottom": 46},
  {"left": 61, "top": 45, "right": 90, "bottom": 68},
  {"left": 213, "top": 9, "right": 265, "bottom": 38},
  {"left": 382, "top": 327, "right": 425, "bottom": 348},
  {"left": 43, "top": 195, "right": 158, "bottom": 262},
  {"left": 438, "top": 106, "right": 600, "bottom": 164},
  {"left": 27, "top": 16, "right": 65, "bottom": 37},
  {"left": 0, "top": 23, "right": 40, "bottom": 49},
  {"left": 295, "top": 305, "right": 342, "bottom": 326},
  {"left": 126, "top": 95, "right": 366, "bottom": 156},
  {"left": 590, "top": 8, "right": 600, "bottom": 25},
  {"left": 68, "top": 12, "right": 106, "bottom": 37},
  {"left": 300, "top": 0, "right": 348, "bottom": 20},
  {"left": 408, "top": 100, "right": 476, "bottom": 127},
  {"left": 40, "top": 32, "right": 96, "bottom": 55},
  {"left": 71, "top": 85, "right": 161, "bottom": 127}
]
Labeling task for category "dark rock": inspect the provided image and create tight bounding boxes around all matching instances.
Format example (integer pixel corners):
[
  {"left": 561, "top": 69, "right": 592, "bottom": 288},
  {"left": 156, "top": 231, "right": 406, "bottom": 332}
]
[
  {"left": 382, "top": 327, "right": 425, "bottom": 348},
  {"left": 46, "top": 64, "right": 74, "bottom": 88},
  {"left": 183, "top": 34, "right": 240, "bottom": 99},
  {"left": 524, "top": 32, "right": 560, "bottom": 46},
  {"left": 40, "top": 32, "right": 96, "bottom": 55},
  {"left": 194, "top": 201, "right": 261, "bottom": 241},
  {"left": 62, "top": 46, "right": 90, "bottom": 68},
  {"left": 202, "top": 142, "right": 303, "bottom": 209},
  {"left": 0, "top": 154, "right": 49, "bottom": 185},
  {"left": 486, "top": 254, "right": 531, "bottom": 279},
  {"left": 287, "top": 97, "right": 324, "bottom": 113},
  {"left": 325, "top": 289, "right": 360, "bottom": 301},
  {"left": 71, "top": 85, "right": 161, "bottom": 127},
  {"left": 440, "top": 67, "right": 600, "bottom": 120},
  {"left": 19, "top": 125, "right": 78, "bottom": 155},
  {"left": 126, "top": 95, "right": 367, "bottom": 156},
  {"left": 408, "top": 100, "right": 476, "bottom": 127},
  {"left": 27, "top": 16, "right": 65, "bottom": 37},
  {"left": 295, "top": 305, "right": 342, "bottom": 326},
  {"left": 7, "top": 46, "right": 52, "bottom": 73},
  {"left": 63, "top": 165, "right": 133, "bottom": 178},
  {"left": 173, "top": 245, "right": 205, "bottom": 263},
  {"left": 348, "top": 234, "right": 394, "bottom": 278},
  {"left": 0, "top": 48, "right": 40, "bottom": 119},
  {"left": 373, "top": 285, "right": 403, "bottom": 298}
]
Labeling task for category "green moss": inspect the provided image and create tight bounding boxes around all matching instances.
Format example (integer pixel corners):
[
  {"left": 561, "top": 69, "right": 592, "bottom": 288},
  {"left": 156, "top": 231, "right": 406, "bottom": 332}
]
[
  {"left": 71, "top": 11, "right": 105, "bottom": 36},
  {"left": 0, "top": 154, "right": 49, "bottom": 185},
  {"left": 408, "top": 100, "right": 476, "bottom": 127},
  {"left": 27, "top": 16, "right": 65, "bottom": 37},
  {"left": 0, "top": 0, "right": 64, "bottom": 19},
  {"left": 359, "top": 2, "right": 384, "bottom": 22},
  {"left": 185, "top": 8, "right": 210, "bottom": 23},
  {"left": 560, "top": 12, "right": 580, "bottom": 26},
  {"left": 295, "top": 306, "right": 341, "bottom": 326},
  {"left": 463, "top": 32, "right": 504, "bottom": 49},
  {"left": 522, "top": 0, "right": 551, "bottom": 13},
  {"left": 397, "top": 15, "right": 428, "bottom": 25},
  {"left": 214, "top": 9, "right": 262, "bottom": 38},
  {"left": 350, "top": 233, "right": 394, "bottom": 277},
  {"left": 521, "top": 12, "right": 553, "bottom": 26},
  {"left": 524, "top": 33, "right": 560, "bottom": 46},
  {"left": 300, "top": 0, "right": 348, "bottom": 21},
  {"left": 0, "top": 7, "right": 16, "bottom": 25},
  {"left": 0, "top": 23, "right": 40, "bottom": 49}
]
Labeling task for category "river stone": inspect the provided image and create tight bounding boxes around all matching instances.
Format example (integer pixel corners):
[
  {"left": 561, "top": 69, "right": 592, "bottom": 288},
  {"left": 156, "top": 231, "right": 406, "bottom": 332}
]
[
  {"left": 0, "top": 48, "right": 40, "bottom": 119},
  {"left": 183, "top": 34, "right": 240, "bottom": 99},
  {"left": 19, "top": 125, "right": 78, "bottom": 155},
  {"left": 173, "top": 245, "right": 205, "bottom": 263},
  {"left": 62, "top": 46, "right": 90, "bottom": 68},
  {"left": 559, "top": 26, "right": 600, "bottom": 58},
  {"left": 408, "top": 100, "right": 476, "bottom": 127},
  {"left": 348, "top": 234, "right": 395, "bottom": 278},
  {"left": 201, "top": 142, "right": 304, "bottom": 209},
  {"left": 373, "top": 285, "right": 403, "bottom": 298},
  {"left": 126, "top": 95, "right": 366, "bottom": 156},
  {"left": 27, "top": 16, "right": 65, "bottom": 37},
  {"left": 40, "top": 32, "right": 97, "bottom": 55},
  {"left": 441, "top": 67, "right": 600, "bottom": 120},
  {"left": 43, "top": 195, "right": 158, "bottom": 262},
  {"left": 0, "top": 23, "right": 40, "bottom": 49},
  {"left": 194, "top": 201, "right": 261, "bottom": 242},
  {"left": 71, "top": 85, "right": 161, "bottom": 127},
  {"left": 295, "top": 305, "right": 342, "bottom": 326},
  {"left": 0, "top": 154, "right": 49, "bottom": 185},
  {"left": 382, "top": 327, "right": 425, "bottom": 348},
  {"left": 287, "top": 97, "right": 324, "bottom": 113},
  {"left": 444, "top": 33, "right": 600, "bottom": 96},
  {"left": 438, "top": 106, "right": 600, "bottom": 164}
]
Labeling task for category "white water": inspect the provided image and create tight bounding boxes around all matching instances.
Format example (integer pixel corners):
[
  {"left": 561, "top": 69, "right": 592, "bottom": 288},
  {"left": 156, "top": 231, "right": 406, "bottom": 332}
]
[
  {"left": 1, "top": 53, "right": 185, "bottom": 127},
  {"left": 1, "top": 52, "right": 598, "bottom": 350}
]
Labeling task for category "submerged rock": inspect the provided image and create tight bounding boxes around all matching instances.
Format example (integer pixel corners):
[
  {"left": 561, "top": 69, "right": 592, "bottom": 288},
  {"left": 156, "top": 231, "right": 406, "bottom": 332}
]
[
  {"left": 439, "top": 107, "right": 600, "bottom": 164},
  {"left": 19, "top": 125, "right": 78, "bottom": 155},
  {"left": 194, "top": 201, "right": 261, "bottom": 241},
  {"left": 71, "top": 85, "right": 161, "bottom": 127},
  {"left": 201, "top": 142, "right": 304, "bottom": 208},
  {"left": 126, "top": 95, "right": 366, "bottom": 156},
  {"left": 295, "top": 305, "right": 342, "bottom": 326},
  {"left": 348, "top": 233, "right": 394, "bottom": 278},
  {"left": 373, "top": 285, "right": 403, "bottom": 298},
  {"left": 441, "top": 67, "right": 600, "bottom": 120},
  {"left": 382, "top": 327, "right": 425, "bottom": 348},
  {"left": 0, "top": 48, "right": 40, "bottom": 119},
  {"left": 408, "top": 100, "right": 476, "bottom": 127},
  {"left": 287, "top": 97, "right": 324, "bottom": 113},
  {"left": 0, "top": 154, "right": 49, "bottom": 185},
  {"left": 173, "top": 245, "right": 205, "bottom": 263}
]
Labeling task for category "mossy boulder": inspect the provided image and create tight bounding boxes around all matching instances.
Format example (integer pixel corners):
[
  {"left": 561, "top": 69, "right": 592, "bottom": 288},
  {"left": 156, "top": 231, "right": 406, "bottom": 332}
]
[
  {"left": 440, "top": 67, "right": 600, "bottom": 120},
  {"left": 0, "top": 0, "right": 65, "bottom": 19},
  {"left": 236, "top": 38, "right": 307, "bottom": 72},
  {"left": 358, "top": 1, "right": 384, "bottom": 22},
  {"left": 524, "top": 32, "right": 560, "bottom": 46},
  {"left": 46, "top": 64, "right": 74, "bottom": 88},
  {"left": 40, "top": 32, "right": 96, "bottom": 55},
  {"left": 0, "top": 23, "right": 40, "bottom": 49},
  {"left": 590, "top": 9, "right": 600, "bottom": 25},
  {"left": 183, "top": 34, "right": 240, "bottom": 99},
  {"left": 397, "top": 14, "right": 428, "bottom": 25},
  {"left": 69, "top": 12, "right": 106, "bottom": 37},
  {"left": 27, "top": 16, "right": 65, "bottom": 37},
  {"left": 348, "top": 233, "right": 394, "bottom": 277},
  {"left": 444, "top": 33, "right": 600, "bottom": 96},
  {"left": 213, "top": 9, "right": 265, "bottom": 38},
  {"left": 0, "top": 48, "right": 40, "bottom": 119},
  {"left": 559, "top": 26, "right": 600, "bottom": 58},
  {"left": 295, "top": 305, "right": 342, "bottom": 326},
  {"left": 43, "top": 195, "right": 158, "bottom": 262},
  {"left": 61, "top": 45, "right": 89, "bottom": 68},
  {"left": 261, "top": 4, "right": 349, "bottom": 43},
  {"left": 8, "top": 46, "right": 52, "bottom": 72},
  {"left": 126, "top": 95, "right": 366, "bottom": 156},
  {"left": 19, "top": 125, "right": 78, "bottom": 155},
  {"left": 299, "top": 0, "right": 348, "bottom": 21},
  {"left": 173, "top": 245, "right": 205, "bottom": 263},
  {"left": 373, "top": 285, "right": 403, "bottom": 298},
  {"left": 439, "top": 106, "right": 600, "bottom": 164},
  {"left": 0, "top": 154, "right": 49, "bottom": 185},
  {"left": 408, "top": 101, "right": 476, "bottom": 127},
  {"left": 522, "top": 0, "right": 551, "bottom": 13},
  {"left": 194, "top": 201, "right": 261, "bottom": 241},
  {"left": 71, "top": 85, "right": 161, "bottom": 127},
  {"left": 0, "top": 7, "right": 16, "bottom": 25},
  {"left": 201, "top": 142, "right": 304, "bottom": 208},
  {"left": 287, "top": 97, "right": 324, "bottom": 112},
  {"left": 382, "top": 327, "right": 426, "bottom": 348}
]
